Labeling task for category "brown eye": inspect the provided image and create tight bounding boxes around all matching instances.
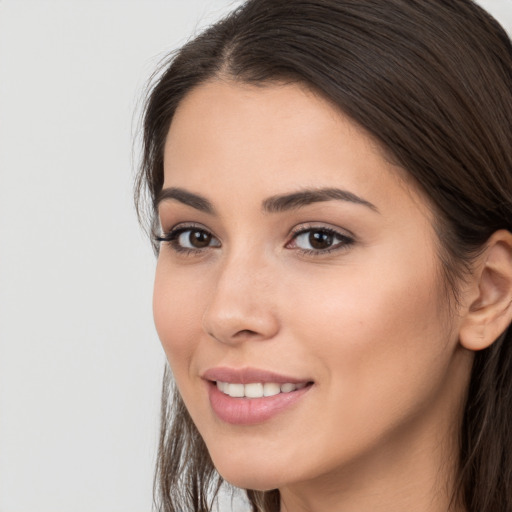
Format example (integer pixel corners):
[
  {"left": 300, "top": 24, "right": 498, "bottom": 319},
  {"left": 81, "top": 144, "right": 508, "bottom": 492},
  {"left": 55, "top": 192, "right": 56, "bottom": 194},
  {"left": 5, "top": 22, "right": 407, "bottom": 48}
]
[
  {"left": 188, "top": 230, "right": 212, "bottom": 248},
  {"left": 308, "top": 231, "right": 334, "bottom": 250},
  {"left": 156, "top": 225, "right": 221, "bottom": 253},
  {"left": 290, "top": 228, "right": 353, "bottom": 254},
  {"left": 176, "top": 228, "right": 219, "bottom": 249}
]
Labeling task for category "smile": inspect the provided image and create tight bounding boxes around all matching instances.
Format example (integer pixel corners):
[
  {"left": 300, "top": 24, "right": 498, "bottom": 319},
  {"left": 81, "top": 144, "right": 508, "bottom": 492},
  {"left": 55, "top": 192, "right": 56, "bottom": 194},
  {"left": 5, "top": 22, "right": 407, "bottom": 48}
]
[
  {"left": 202, "top": 367, "right": 314, "bottom": 424},
  {"left": 216, "top": 381, "right": 308, "bottom": 398}
]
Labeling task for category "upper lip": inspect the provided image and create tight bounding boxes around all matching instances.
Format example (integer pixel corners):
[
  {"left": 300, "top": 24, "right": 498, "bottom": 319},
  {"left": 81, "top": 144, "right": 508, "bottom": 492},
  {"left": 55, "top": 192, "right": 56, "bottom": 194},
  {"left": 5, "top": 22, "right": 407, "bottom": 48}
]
[{"left": 202, "top": 366, "right": 312, "bottom": 385}]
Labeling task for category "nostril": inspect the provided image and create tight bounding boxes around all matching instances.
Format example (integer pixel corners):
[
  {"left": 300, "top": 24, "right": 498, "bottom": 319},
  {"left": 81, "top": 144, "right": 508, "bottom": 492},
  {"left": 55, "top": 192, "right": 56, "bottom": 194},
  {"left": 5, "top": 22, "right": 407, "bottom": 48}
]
[{"left": 234, "top": 329, "right": 259, "bottom": 337}]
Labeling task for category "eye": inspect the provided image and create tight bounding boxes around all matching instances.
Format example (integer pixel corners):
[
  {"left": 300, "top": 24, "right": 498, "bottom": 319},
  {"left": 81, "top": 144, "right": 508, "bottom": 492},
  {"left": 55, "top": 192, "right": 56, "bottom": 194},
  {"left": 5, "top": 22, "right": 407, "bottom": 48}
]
[
  {"left": 156, "top": 225, "right": 221, "bottom": 253},
  {"left": 176, "top": 229, "right": 215, "bottom": 249},
  {"left": 287, "top": 226, "right": 354, "bottom": 254}
]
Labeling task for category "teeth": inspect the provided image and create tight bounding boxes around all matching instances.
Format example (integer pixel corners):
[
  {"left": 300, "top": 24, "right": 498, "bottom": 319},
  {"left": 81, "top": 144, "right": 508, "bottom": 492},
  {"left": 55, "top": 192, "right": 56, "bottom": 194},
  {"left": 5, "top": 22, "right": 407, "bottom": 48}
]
[
  {"left": 216, "top": 381, "right": 228, "bottom": 393},
  {"left": 244, "top": 383, "right": 263, "bottom": 398},
  {"left": 228, "top": 383, "right": 245, "bottom": 398},
  {"left": 216, "top": 381, "right": 307, "bottom": 398},
  {"left": 263, "top": 382, "right": 281, "bottom": 397}
]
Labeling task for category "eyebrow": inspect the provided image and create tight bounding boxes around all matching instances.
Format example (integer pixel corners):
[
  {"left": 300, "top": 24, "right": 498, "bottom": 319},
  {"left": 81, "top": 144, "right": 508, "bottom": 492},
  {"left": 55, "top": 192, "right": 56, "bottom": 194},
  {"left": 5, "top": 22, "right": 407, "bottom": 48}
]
[
  {"left": 155, "top": 187, "right": 215, "bottom": 214},
  {"left": 262, "top": 188, "right": 378, "bottom": 213},
  {"left": 155, "top": 186, "right": 378, "bottom": 214}
]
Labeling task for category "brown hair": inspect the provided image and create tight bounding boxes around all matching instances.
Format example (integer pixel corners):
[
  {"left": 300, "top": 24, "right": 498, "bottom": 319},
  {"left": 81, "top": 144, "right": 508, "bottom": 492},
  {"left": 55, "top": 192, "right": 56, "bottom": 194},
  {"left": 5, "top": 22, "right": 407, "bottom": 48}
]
[{"left": 135, "top": 1, "right": 512, "bottom": 510}]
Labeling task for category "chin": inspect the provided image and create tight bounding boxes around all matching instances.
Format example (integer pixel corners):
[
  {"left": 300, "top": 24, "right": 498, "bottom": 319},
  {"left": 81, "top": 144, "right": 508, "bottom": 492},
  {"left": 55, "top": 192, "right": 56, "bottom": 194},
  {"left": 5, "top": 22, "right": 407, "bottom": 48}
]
[
  {"left": 210, "top": 452, "right": 288, "bottom": 491},
  {"left": 219, "top": 472, "right": 279, "bottom": 492}
]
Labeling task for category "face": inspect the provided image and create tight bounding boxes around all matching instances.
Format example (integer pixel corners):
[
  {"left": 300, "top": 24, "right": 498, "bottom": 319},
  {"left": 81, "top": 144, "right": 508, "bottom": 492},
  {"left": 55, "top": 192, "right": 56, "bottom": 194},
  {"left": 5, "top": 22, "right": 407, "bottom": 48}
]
[{"left": 153, "top": 81, "right": 472, "bottom": 494}]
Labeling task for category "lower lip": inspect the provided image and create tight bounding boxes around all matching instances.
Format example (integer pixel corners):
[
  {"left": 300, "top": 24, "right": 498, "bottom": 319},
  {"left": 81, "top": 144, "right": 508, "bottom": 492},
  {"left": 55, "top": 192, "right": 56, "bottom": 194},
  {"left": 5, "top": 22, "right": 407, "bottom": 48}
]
[{"left": 207, "top": 381, "right": 312, "bottom": 425}]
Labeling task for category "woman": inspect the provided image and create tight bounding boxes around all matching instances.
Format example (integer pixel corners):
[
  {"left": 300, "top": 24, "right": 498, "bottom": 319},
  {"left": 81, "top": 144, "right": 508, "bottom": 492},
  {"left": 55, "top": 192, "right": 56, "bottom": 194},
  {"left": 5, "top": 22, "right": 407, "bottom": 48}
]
[{"left": 135, "top": 1, "right": 512, "bottom": 511}]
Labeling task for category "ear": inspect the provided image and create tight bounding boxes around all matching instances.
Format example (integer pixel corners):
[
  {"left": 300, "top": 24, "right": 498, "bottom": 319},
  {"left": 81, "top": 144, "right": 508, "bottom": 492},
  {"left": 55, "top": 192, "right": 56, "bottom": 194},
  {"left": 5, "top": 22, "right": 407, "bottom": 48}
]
[{"left": 459, "top": 230, "right": 512, "bottom": 351}]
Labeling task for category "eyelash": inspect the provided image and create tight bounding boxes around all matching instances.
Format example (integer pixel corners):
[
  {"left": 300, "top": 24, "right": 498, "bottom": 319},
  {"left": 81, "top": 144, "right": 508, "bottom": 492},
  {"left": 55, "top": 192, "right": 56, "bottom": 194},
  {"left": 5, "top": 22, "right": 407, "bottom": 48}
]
[
  {"left": 154, "top": 223, "right": 218, "bottom": 256},
  {"left": 287, "top": 225, "right": 355, "bottom": 255},
  {"left": 155, "top": 223, "right": 354, "bottom": 257}
]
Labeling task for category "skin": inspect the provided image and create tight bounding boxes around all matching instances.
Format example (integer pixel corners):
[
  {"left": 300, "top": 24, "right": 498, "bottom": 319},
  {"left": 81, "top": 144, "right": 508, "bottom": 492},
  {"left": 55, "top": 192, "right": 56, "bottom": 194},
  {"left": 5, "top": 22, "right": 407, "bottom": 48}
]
[{"left": 153, "top": 80, "right": 479, "bottom": 512}]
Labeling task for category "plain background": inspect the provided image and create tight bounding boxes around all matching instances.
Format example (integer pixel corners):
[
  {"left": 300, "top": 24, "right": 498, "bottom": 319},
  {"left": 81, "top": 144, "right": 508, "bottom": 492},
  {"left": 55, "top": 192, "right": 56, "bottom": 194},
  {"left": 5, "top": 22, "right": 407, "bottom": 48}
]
[{"left": 0, "top": 1, "right": 511, "bottom": 511}]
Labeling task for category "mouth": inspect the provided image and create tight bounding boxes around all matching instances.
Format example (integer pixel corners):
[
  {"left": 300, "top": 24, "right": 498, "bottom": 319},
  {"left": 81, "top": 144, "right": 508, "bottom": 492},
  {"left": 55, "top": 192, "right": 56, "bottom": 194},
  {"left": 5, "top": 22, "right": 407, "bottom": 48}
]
[
  {"left": 214, "top": 380, "right": 310, "bottom": 398},
  {"left": 202, "top": 367, "right": 314, "bottom": 425}
]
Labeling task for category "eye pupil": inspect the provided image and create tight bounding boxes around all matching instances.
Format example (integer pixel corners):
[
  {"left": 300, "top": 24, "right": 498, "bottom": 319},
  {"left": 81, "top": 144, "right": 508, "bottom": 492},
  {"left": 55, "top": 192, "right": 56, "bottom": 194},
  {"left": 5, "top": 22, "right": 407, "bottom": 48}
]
[
  {"left": 190, "top": 230, "right": 211, "bottom": 248},
  {"left": 309, "top": 231, "right": 333, "bottom": 249}
]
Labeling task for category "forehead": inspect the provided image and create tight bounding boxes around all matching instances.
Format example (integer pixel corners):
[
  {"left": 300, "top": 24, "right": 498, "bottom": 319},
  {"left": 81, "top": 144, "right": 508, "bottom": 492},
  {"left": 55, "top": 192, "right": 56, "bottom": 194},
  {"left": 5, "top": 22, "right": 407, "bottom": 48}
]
[
  {"left": 165, "top": 79, "right": 376, "bottom": 158},
  {"left": 162, "top": 80, "right": 428, "bottom": 220}
]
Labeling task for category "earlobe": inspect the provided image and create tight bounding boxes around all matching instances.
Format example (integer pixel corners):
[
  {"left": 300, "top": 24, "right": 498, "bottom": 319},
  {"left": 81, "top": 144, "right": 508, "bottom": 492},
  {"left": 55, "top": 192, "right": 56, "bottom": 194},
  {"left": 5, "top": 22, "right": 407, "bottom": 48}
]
[{"left": 459, "top": 230, "right": 512, "bottom": 351}]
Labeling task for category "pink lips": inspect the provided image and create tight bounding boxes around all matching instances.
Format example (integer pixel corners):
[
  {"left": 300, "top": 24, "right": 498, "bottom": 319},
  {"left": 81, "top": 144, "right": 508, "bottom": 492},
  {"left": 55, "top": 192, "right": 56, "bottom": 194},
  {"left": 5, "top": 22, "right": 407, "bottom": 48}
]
[{"left": 203, "top": 367, "right": 313, "bottom": 425}]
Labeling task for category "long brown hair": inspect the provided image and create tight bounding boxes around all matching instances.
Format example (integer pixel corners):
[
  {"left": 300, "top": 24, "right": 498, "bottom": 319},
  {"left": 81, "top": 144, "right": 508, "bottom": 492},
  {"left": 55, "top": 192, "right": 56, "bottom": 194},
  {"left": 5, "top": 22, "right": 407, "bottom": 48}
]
[{"left": 135, "top": 1, "right": 512, "bottom": 510}]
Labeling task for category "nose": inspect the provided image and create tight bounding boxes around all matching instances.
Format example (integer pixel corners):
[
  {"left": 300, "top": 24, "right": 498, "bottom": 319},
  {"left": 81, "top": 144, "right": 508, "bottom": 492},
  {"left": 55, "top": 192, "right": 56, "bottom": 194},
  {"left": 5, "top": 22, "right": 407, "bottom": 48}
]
[{"left": 202, "top": 251, "right": 280, "bottom": 345}]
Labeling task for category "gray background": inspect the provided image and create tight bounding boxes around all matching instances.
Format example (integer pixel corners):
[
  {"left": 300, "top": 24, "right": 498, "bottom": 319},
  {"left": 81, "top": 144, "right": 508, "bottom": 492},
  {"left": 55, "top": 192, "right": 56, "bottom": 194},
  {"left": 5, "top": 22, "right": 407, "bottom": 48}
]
[{"left": 0, "top": 1, "right": 510, "bottom": 511}]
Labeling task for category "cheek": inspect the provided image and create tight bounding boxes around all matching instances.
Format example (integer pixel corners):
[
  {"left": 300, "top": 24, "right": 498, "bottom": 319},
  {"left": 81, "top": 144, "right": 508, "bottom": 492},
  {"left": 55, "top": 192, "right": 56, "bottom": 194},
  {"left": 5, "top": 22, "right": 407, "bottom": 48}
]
[
  {"left": 153, "top": 258, "right": 205, "bottom": 376},
  {"left": 263, "top": 255, "right": 457, "bottom": 478},
  {"left": 283, "top": 247, "right": 452, "bottom": 405}
]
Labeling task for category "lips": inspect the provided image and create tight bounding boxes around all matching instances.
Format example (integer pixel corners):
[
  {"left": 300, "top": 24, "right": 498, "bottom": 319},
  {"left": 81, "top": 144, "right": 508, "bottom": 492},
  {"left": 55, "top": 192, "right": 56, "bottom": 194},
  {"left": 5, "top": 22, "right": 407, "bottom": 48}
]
[
  {"left": 202, "top": 366, "right": 311, "bottom": 385},
  {"left": 202, "top": 367, "right": 313, "bottom": 425}
]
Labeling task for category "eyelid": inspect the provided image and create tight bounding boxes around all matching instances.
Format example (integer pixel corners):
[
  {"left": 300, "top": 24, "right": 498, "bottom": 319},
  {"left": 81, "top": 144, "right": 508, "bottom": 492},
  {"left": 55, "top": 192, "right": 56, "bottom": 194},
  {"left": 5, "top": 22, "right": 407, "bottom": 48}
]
[
  {"left": 289, "top": 222, "right": 355, "bottom": 239},
  {"left": 157, "top": 221, "right": 217, "bottom": 237},
  {"left": 286, "top": 223, "right": 355, "bottom": 254},
  {"left": 155, "top": 222, "right": 221, "bottom": 253}
]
